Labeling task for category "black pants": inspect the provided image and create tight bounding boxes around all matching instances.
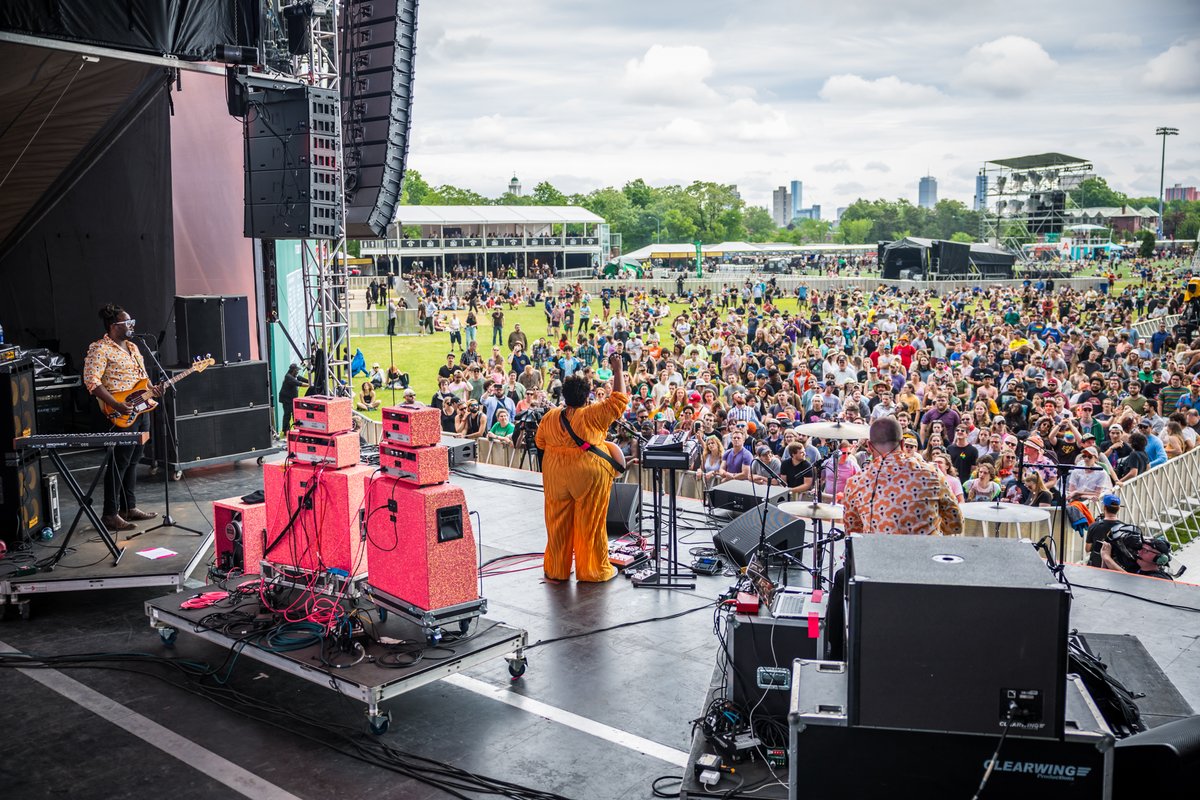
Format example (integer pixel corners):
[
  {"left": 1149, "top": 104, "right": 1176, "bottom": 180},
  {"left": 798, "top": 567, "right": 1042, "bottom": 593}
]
[
  {"left": 105, "top": 414, "right": 148, "bottom": 516},
  {"left": 387, "top": 317, "right": 396, "bottom": 336},
  {"left": 280, "top": 397, "right": 296, "bottom": 433}
]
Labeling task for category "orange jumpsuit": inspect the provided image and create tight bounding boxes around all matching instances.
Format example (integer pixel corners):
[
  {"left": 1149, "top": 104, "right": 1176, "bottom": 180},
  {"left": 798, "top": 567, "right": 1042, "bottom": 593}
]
[{"left": 535, "top": 392, "right": 629, "bottom": 581}]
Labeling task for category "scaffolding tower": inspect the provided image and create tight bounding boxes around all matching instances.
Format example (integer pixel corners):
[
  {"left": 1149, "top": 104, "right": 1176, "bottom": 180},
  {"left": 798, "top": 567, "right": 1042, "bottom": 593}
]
[
  {"left": 285, "top": 1, "right": 351, "bottom": 394},
  {"left": 978, "top": 153, "right": 1093, "bottom": 261}
]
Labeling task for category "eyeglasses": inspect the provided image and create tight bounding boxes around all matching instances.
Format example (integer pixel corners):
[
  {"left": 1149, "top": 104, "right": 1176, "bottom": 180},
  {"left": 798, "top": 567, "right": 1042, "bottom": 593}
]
[{"left": 116, "top": 318, "right": 136, "bottom": 327}]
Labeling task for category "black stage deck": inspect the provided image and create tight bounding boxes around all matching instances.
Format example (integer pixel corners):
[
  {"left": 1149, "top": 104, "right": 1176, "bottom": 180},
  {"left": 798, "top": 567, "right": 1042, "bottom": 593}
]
[{"left": 1, "top": 457, "right": 1198, "bottom": 800}]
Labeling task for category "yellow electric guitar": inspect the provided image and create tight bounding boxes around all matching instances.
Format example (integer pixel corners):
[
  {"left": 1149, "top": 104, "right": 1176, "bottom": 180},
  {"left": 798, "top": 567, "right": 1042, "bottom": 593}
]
[{"left": 99, "top": 357, "right": 215, "bottom": 428}]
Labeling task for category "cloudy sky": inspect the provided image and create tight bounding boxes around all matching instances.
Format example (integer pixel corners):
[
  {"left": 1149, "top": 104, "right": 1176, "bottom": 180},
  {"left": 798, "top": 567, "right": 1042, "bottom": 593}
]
[{"left": 407, "top": 0, "right": 1200, "bottom": 214}]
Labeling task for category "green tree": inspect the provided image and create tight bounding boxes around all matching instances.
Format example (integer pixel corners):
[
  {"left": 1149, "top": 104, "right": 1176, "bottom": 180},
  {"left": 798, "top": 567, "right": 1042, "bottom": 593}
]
[
  {"left": 795, "top": 218, "right": 832, "bottom": 243},
  {"left": 949, "top": 231, "right": 974, "bottom": 243},
  {"left": 426, "top": 184, "right": 489, "bottom": 205},
  {"left": 400, "top": 169, "right": 431, "bottom": 205},
  {"left": 531, "top": 181, "right": 568, "bottom": 206},
  {"left": 1068, "top": 177, "right": 1127, "bottom": 209},
  {"left": 684, "top": 181, "right": 745, "bottom": 242},
  {"left": 839, "top": 219, "right": 873, "bottom": 244},
  {"left": 1138, "top": 230, "right": 1156, "bottom": 257},
  {"left": 743, "top": 206, "right": 776, "bottom": 242},
  {"left": 622, "top": 178, "right": 654, "bottom": 208},
  {"left": 1176, "top": 212, "right": 1200, "bottom": 241}
]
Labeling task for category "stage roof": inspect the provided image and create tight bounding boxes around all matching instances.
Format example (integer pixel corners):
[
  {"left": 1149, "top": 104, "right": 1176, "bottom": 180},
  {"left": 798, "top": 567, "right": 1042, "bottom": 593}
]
[
  {"left": 392, "top": 205, "right": 604, "bottom": 226},
  {"left": 985, "top": 152, "right": 1091, "bottom": 170}
]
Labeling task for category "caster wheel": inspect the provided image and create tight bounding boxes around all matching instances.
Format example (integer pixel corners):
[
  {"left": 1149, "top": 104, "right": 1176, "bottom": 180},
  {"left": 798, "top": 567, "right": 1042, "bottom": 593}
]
[
  {"left": 368, "top": 711, "right": 391, "bottom": 735},
  {"left": 257, "top": 457, "right": 265, "bottom": 466},
  {"left": 426, "top": 628, "right": 443, "bottom": 646},
  {"left": 159, "top": 627, "right": 177, "bottom": 647},
  {"left": 171, "top": 471, "right": 183, "bottom": 482},
  {"left": 508, "top": 658, "right": 527, "bottom": 679}
]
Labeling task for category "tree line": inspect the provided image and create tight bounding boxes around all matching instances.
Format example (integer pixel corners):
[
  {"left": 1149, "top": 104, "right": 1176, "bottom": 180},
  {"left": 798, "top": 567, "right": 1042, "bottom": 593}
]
[{"left": 394, "top": 170, "right": 1197, "bottom": 253}]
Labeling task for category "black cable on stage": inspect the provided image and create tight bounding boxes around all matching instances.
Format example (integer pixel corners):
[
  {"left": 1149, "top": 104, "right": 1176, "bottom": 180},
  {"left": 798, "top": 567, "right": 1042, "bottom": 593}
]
[{"left": 525, "top": 600, "right": 718, "bottom": 650}]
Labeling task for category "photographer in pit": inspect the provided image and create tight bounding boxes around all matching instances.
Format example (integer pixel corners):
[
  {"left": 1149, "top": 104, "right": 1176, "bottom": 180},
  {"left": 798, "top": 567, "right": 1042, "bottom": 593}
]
[{"left": 1084, "top": 494, "right": 1127, "bottom": 567}]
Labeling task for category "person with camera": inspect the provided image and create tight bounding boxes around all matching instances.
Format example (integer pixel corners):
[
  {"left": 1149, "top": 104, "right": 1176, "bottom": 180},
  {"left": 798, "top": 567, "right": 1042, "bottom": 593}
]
[
  {"left": 1084, "top": 494, "right": 1126, "bottom": 568},
  {"left": 1098, "top": 528, "right": 1175, "bottom": 581}
]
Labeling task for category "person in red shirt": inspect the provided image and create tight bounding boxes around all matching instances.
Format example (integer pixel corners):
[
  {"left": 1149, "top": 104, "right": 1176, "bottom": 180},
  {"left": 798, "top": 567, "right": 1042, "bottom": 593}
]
[{"left": 892, "top": 335, "right": 916, "bottom": 370}]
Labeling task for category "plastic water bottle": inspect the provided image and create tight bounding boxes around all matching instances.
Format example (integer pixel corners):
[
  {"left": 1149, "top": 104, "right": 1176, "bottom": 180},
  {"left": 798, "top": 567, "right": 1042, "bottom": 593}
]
[{"left": 40, "top": 527, "right": 54, "bottom": 542}]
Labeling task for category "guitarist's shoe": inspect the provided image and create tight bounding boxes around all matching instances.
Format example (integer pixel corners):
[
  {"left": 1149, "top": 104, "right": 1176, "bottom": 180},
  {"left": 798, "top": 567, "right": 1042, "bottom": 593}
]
[
  {"left": 101, "top": 514, "right": 137, "bottom": 531},
  {"left": 122, "top": 508, "right": 158, "bottom": 521}
]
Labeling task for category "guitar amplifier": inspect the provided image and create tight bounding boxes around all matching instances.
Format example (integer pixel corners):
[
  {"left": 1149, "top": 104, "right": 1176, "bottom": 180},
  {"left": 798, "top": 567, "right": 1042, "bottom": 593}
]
[
  {"left": 287, "top": 429, "right": 360, "bottom": 468},
  {"left": 262, "top": 462, "right": 372, "bottom": 574},
  {"left": 364, "top": 475, "right": 478, "bottom": 613},
  {"left": 378, "top": 440, "right": 449, "bottom": 486},
  {"left": 381, "top": 404, "right": 440, "bottom": 447},
  {"left": 212, "top": 496, "right": 268, "bottom": 574},
  {"left": 293, "top": 395, "right": 353, "bottom": 434}
]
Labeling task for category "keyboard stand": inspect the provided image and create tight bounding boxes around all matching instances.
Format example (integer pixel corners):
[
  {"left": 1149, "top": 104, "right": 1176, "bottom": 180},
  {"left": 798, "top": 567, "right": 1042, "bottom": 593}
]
[{"left": 48, "top": 449, "right": 124, "bottom": 566}]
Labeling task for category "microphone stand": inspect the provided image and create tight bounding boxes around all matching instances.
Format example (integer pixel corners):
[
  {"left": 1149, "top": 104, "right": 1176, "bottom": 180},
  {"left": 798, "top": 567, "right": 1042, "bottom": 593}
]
[
  {"left": 613, "top": 417, "right": 649, "bottom": 546},
  {"left": 136, "top": 335, "right": 204, "bottom": 537}
]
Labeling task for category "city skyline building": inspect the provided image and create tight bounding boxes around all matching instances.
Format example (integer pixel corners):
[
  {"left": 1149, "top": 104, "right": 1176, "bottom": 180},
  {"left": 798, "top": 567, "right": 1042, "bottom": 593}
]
[
  {"left": 772, "top": 185, "right": 791, "bottom": 226},
  {"left": 974, "top": 174, "right": 988, "bottom": 212},
  {"left": 1165, "top": 183, "right": 1197, "bottom": 202},
  {"left": 789, "top": 180, "right": 803, "bottom": 223},
  {"left": 918, "top": 175, "right": 938, "bottom": 209}
]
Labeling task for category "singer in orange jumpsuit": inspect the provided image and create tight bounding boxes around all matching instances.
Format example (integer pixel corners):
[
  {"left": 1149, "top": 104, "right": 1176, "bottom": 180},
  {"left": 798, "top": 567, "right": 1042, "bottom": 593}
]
[{"left": 535, "top": 354, "right": 629, "bottom": 581}]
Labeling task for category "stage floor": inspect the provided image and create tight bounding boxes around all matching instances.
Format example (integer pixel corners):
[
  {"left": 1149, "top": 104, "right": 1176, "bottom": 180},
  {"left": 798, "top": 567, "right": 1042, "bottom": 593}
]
[{"left": 0, "top": 456, "right": 1197, "bottom": 799}]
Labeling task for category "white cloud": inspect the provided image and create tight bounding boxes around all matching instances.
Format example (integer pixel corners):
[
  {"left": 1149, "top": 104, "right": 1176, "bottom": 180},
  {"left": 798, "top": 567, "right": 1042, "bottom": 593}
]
[
  {"left": 818, "top": 74, "right": 943, "bottom": 105},
  {"left": 728, "top": 99, "right": 792, "bottom": 141},
  {"left": 1074, "top": 32, "right": 1140, "bottom": 51},
  {"left": 864, "top": 161, "right": 891, "bottom": 172},
  {"left": 651, "top": 117, "right": 711, "bottom": 144},
  {"left": 814, "top": 159, "right": 851, "bottom": 172},
  {"left": 959, "top": 36, "right": 1057, "bottom": 97},
  {"left": 1143, "top": 40, "right": 1200, "bottom": 94},
  {"left": 622, "top": 44, "right": 720, "bottom": 105}
]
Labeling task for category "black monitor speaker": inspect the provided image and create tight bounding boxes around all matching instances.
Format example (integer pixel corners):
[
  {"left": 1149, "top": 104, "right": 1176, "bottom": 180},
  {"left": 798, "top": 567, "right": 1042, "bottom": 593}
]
[{"left": 714, "top": 506, "right": 805, "bottom": 568}]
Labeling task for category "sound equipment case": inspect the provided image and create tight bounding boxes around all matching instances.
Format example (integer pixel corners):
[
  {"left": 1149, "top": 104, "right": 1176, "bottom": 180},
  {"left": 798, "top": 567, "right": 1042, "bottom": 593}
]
[{"left": 787, "top": 660, "right": 1113, "bottom": 800}]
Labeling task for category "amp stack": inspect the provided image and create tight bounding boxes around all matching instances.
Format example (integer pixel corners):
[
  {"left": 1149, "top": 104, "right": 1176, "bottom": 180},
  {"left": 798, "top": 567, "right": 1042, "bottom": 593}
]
[
  {"left": 261, "top": 395, "right": 373, "bottom": 577},
  {"left": 365, "top": 403, "right": 485, "bottom": 638}
]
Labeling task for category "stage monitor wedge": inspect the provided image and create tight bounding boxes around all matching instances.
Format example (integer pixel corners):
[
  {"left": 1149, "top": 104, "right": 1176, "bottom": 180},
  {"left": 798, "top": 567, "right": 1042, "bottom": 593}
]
[{"left": 340, "top": 0, "right": 420, "bottom": 238}]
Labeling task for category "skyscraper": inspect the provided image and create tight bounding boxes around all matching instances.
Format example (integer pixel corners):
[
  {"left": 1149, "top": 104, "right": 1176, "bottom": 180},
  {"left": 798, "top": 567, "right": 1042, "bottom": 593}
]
[
  {"left": 918, "top": 175, "right": 938, "bottom": 209},
  {"left": 772, "top": 186, "right": 791, "bottom": 227},
  {"left": 974, "top": 174, "right": 988, "bottom": 212},
  {"left": 789, "top": 180, "right": 803, "bottom": 223}
]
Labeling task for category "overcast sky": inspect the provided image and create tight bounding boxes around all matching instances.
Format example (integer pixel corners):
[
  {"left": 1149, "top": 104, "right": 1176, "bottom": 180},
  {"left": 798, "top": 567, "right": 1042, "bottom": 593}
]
[{"left": 406, "top": 1, "right": 1200, "bottom": 214}]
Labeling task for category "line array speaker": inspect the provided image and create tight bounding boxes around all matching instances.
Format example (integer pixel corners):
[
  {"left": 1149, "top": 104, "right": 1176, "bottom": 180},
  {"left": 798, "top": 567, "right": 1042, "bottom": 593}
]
[
  {"left": 241, "top": 78, "right": 342, "bottom": 239},
  {"left": 340, "top": 0, "right": 419, "bottom": 238}
]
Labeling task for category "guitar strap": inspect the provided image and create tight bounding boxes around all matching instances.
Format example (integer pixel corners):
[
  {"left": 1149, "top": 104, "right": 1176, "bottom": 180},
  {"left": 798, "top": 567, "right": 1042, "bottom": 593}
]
[{"left": 560, "top": 410, "right": 625, "bottom": 475}]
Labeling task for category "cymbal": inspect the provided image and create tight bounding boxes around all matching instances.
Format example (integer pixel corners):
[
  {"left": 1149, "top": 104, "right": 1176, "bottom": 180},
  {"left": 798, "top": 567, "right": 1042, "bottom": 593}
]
[
  {"left": 793, "top": 421, "right": 869, "bottom": 439},
  {"left": 778, "top": 501, "right": 844, "bottom": 520},
  {"left": 959, "top": 502, "right": 1051, "bottom": 524}
]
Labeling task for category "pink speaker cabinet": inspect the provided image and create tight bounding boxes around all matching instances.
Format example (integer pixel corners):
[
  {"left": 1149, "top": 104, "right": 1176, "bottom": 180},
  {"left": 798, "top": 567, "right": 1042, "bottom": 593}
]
[
  {"left": 293, "top": 394, "right": 353, "bottom": 433},
  {"left": 262, "top": 462, "right": 373, "bottom": 575},
  {"left": 212, "top": 496, "right": 267, "bottom": 574},
  {"left": 287, "top": 428, "right": 361, "bottom": 468},
  {"left": 381, "top": 403, "right": 441, "bottom": 447},
  {"left": 378, "top": 440, "right": 449, "bottom": 486},
  {"left": 364, "top": 475, "right": 478, "bottom": 613}
]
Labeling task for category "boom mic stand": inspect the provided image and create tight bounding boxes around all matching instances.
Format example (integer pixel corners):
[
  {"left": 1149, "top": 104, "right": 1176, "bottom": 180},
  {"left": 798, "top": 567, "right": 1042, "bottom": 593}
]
[{"left": 137, "top": 335, "right": 204, "bottom": 537}]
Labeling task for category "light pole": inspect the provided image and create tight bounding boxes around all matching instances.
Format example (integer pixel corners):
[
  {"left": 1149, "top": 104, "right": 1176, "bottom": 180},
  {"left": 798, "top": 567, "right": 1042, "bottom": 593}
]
[{"left": 1156, "top": 126, "right": 1178, "bottom": 238}]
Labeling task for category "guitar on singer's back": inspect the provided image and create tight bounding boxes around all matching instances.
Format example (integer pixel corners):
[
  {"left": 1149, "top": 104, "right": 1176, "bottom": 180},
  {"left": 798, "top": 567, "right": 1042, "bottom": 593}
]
[{"left": 98, "top": 357, "right": 214, "bottom": 428}]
